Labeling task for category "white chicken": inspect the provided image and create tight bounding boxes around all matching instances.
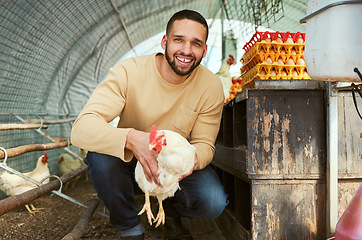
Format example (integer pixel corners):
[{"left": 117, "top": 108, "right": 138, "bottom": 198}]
[
  {"left": 215, "top": 54, "right": 236, "bottom": 100},
  {"left": 58, "top": 153, "right": 84, "bottom": 176},
  {"left": 135, "top": 125, "right": 195, "bottom": 227},
  {"left": 58, "top": 153, "right": 86, "bottom": 189},
  {"left": 0, "top": 152, "right": 50, "bottom": 214}
]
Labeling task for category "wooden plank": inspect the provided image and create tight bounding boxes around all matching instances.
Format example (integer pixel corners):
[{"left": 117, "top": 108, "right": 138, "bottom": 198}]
[
  {"left": 233, "top": 100, "right": 247, "bottom": 147},
  {"left": 25, "top": 117, "right": 76, "bottom": 125},
  {"left": 0, "top": 123, "right": 48, "bottom": 130},
  {"left": 213, "top": 145, "right": 249, "bottom": 182},
  {"left": 246, "top": 90, "right": 326, "bottom": 177},
  {"left": 222, "top": 106, "right": 234, "bottom": 147},
  {"left": 0, "top": 138, "right": 70, "bottom": 159},
  {"left": 250, "top": 179, "right": 326, "bottom": 239},
  {"left": 338, "top": 93, "right": 362, "bottom": 178}
]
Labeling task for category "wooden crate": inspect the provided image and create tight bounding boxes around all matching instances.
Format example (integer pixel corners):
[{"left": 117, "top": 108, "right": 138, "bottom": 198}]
[
  {"left": 213, "top": 80, "right": 362, "bottom": 239},
  {"left": 213, "top": 80, "right": 327, "bottom": 239}
]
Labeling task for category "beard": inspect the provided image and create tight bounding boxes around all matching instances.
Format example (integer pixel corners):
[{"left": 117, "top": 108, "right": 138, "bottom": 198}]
[{"left": 165, "top": 45, "right": 203, "bottom": 76}]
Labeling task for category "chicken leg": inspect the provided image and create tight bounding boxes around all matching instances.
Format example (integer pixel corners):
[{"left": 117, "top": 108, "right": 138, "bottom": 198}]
[
  {"left": 138, "top": 190, "right": 155, "bottom": 225},
  {"left": 154, "top": 198, "right": 165, "bottom": 227},
  {"left": 25, "top": 203, "right": 44, "bottom": 214}
]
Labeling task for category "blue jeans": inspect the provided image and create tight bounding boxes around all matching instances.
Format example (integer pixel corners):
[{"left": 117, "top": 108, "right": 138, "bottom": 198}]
[{"left": 85, "top": 151, "right": 228, "bottom": 237}]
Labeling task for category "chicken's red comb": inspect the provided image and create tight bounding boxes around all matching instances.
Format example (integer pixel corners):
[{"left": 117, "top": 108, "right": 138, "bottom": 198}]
[
  {"left": 149, "top": 124, "right": 158, "bottom": 143},
  {"left": 44, "top": 151, "right": 47, "bottom": 158},
  {"left": 149, "top": 124, "right": 166, "bottom": 151},
  {"left": 227, "top": 55, "right": 235, "bottom": 65}
]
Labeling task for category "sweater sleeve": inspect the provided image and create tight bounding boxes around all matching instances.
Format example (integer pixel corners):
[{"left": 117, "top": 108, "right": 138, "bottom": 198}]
[{"left": 71, "top": 65, "right": 134, "bottom": 162}]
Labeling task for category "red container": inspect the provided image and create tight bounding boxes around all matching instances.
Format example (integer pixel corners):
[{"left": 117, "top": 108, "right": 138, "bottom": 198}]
[{"left": 242, "top": 31, "right": 305, "bottom": 53}]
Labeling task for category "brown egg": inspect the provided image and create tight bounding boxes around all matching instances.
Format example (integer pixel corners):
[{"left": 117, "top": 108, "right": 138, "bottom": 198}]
[
  {"left": 259, "top": 48, "right": 265, "bottom": 54},
  {"left": 292, "top": 69, "right": 298, "bottom": 77},
  {"left": 260, "top": 70, "right": 266, "bottom": 75},
  {"left": 286, "top": 37, "right": 294, "bottom": 44},
  {"left": 286, "top": 58, "right": 295, "bottom": 65},
  {"left": 297, "top": 58, "right": 305, "bottom": 65},
  {"left": 303, "top": 71, "right": 309, "bottom": 76},
  {"left": 265, "top": 38, "right": 271, "bottom": 43},
  {"left": 276, "top": 37, "right": 283, "bottom": 43},
  {"left": 277, "top": 57, "right": 284, "bottom": 65},
  {"left": 296, "top": 37, "right": 304, "bottom": 44},
  {"left": 266, "top": 57, "right": 273, "bottom": 64},
  {"left": 270, "top": 48, "right": 276, "bottom": 54},
  {"left": 281, "top": 70, "right": 288, "bottom": 76},
  {"left": 270, "top": 69, "right": 277, "bottom": 76},
  {"left": 280, "top": 49, "right": 286, "bottom": 54},
  {"left": 291, "top": 49, "right": 297, "bottom": 55}
]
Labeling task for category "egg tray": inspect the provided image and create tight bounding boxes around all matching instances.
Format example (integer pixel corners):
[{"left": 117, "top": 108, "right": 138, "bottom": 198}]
[
  {"left": 241, "top": 42, "right": 305, "bottom": 64},
  {"left": 225, "top": 90, "right": 240, "bottom": 103},
  {"left": 229, "top": 83, "right": 242, "bottom": 93},
  {"left": 241, "top": 52, "right": 306, "bottom": 74},
  {"left": 241, "top": 63, "right": 310, "bottom": 83},
  {"left": 242, "top": 31, "right": 305, "bottom": 53},
  {"left": 225, "top": 87, "right": 243, "bottom": 103}
]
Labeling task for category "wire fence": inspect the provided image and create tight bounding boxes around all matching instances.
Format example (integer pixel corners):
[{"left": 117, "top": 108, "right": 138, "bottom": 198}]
[{"left": 0, "top": 0, "right": 308, "bottom": 199}]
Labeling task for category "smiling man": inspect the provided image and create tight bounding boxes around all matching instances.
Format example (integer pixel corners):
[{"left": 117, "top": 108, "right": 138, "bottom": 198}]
[{"left": 71, "top": 9, "right": 227, "bottom": 240}]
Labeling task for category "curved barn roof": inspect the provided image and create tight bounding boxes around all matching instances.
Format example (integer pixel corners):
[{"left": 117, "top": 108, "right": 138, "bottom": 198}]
[
  {"left": 0, "top": 1, "right": 308, "bottom": 179},
  {"left": 0, "top": 0, "right": 308, "bottom": 116}
]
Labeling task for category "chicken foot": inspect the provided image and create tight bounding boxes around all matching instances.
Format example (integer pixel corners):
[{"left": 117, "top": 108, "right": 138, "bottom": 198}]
[
  {"left": 138, "top": 190, "right": 155, "bottom": 225},
  {"left": 25, "top": 203, "right": 44, "bottom": 215},
  {"left": 154, "top": 198, "right": 165, "bottom": 227}
]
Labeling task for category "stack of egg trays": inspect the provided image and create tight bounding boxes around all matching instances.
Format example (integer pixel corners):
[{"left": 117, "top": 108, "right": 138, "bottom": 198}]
[
  {"left": 241, "top": 42, "right": 305, "bottom": 65},
  {"left": 241, "top": 44, "right": 311, "bottom": 83},
  {"left": 241, "top": 63, "right": 310, "bottom": 82},
  {"left": 240, "top": 31, "right": 311, "bottom": 84}
]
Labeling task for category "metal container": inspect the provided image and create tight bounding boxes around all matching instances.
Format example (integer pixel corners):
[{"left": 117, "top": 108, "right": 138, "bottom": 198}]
[{"left": 302, "top": 0, "right": 362, "bottom": 82}]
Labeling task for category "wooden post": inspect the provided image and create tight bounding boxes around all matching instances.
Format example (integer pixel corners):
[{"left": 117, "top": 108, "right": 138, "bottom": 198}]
[{"left": 326, "top": 82, "right": 338, "bottom": 236}]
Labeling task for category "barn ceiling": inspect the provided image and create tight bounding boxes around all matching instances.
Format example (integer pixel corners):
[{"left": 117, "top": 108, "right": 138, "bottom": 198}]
[{"left": 0, "top": 0, "right": 308, "bottom": 116}]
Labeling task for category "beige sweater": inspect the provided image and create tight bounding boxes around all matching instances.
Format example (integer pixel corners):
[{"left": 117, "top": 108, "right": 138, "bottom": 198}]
[{"left": 71, "top": 53, "right": 224, "bottom": 170}]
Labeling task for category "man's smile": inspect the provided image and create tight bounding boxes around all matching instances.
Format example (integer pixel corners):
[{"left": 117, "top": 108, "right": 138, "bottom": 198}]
[{"left": 176, "top": 56, "right": 192, "bottom": 63}]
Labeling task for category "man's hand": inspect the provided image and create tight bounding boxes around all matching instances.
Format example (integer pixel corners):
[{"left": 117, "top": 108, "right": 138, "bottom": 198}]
[
  {"left": 126, "top": 129, "right": 161, "bottom": 186},
  {"left": 178, "top": 153, "right": 198, "bottom": 181}
]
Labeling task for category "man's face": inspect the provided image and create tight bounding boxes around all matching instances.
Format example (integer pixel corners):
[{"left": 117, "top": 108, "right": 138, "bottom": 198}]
[{"left": 161, "top": 19, "right": 208, "bottom": 76}]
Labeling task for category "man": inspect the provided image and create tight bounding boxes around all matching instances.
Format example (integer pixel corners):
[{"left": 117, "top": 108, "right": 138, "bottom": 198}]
[{"left": 71, "top": 9, "right": 227, "bottom": 240}]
